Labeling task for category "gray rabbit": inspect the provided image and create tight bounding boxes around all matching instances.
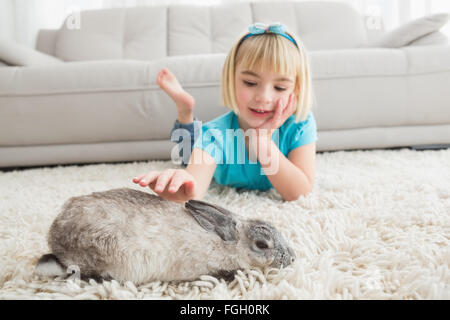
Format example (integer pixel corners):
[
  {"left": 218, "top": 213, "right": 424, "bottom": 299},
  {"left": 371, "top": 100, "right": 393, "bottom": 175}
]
[{"left": 35, "top": 188, "right": 295, "bottom": 284}]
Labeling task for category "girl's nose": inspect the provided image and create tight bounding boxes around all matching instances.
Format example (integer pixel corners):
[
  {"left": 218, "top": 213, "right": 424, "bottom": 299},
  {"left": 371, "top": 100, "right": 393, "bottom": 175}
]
[{"left": 255, "top": 88, "right": 273, "bottom": 106}]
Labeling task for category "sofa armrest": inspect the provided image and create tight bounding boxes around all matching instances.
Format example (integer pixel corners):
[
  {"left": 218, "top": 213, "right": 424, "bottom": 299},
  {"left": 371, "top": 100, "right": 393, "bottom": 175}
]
[{"left": 0, "top": 38, "right": 63, "bottom": 66}]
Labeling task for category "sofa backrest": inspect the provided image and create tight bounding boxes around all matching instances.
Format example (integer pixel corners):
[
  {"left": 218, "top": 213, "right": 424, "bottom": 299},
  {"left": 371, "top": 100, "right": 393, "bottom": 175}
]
[{"left": 43, "top": 1, "right": 368, "bottom": 61}]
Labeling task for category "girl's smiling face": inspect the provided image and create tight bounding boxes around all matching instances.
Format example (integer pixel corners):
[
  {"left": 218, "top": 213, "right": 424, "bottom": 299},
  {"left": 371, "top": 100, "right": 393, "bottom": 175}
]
[{"left": 234, "top": 63, "right": 295, "bottom": 130}]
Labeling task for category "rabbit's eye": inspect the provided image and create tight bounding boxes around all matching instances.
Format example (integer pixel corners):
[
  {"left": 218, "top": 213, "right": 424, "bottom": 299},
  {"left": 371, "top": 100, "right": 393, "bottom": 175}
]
[{"left": 255, "top": 240, "right": 269, "bottom": 250}]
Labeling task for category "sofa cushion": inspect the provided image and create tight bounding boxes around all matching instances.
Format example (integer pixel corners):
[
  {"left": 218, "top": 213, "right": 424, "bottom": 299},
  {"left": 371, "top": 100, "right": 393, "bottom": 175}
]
[
  {"left": 310, "top": 48, "right": 407, "bottom": 79},
  {"left": 56, "top": 7, "right": 167, "bottom": 61},
  {"left": 409, "top": 31, "right": 449, "bottom": 46},
  {"left": 54, "top": 1, "right": 368, "bottom": 62},
  {"left": 168, "top": 3, "right": 252, "bottom": 56},
  {"left": 309, "top": 48, "right": 408, "bottom": 131},
  {"left": 310, "top": 46, "right": 450, "bottom": 131},
  {"left": 369, "top": 13, "right": 450, "bottom": 48},
  {"left": 0, "top": 54, "right": 227, "bottom": 147},
  {"left": 401, "top": 45, "right": 450, "bottom": 126},
  {"left": 168, "top": 1, "right": 367, "bottom": 54},
  {"left": 36, "top": 29, "right": 59, "bottom": 56},
  {"left": 402, "top": 45, "right": 450, "bottom": 74},
  {"left": 252, "top": 1, "right": 368, "bottom": 50}
]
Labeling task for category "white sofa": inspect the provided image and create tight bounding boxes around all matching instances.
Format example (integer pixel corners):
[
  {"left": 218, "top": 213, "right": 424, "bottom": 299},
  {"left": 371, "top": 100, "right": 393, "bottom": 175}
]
[{"left": 1, "top": 1, "right": 449, "bottom": 168}]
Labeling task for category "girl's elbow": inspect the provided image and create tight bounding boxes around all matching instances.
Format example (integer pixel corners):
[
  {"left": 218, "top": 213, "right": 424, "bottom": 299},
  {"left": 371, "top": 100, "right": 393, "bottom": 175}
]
[
  {"left": 282, "top": 195, "right": 297, "bottom": 202},
  {"left": 282, "top": 193, "right": 303, "bottom": 202},
  {"left": 283, "top": 185, "right": 313, "bottom": 201}
]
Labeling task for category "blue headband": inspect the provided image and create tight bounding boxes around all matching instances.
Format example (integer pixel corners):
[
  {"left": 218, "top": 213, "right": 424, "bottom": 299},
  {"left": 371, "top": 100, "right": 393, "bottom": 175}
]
[{"left": 241, "top": 22, "right": 298, "bottom": 47}]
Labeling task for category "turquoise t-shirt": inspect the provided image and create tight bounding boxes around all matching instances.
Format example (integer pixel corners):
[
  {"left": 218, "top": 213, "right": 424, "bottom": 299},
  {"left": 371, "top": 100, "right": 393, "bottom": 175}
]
[{"left": 193, "top": 111, "right": 317, "bottom": 191}]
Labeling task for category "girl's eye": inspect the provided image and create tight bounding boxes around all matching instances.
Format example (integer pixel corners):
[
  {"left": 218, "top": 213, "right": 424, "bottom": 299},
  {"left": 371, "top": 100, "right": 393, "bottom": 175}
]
[
  {"left": 243, "top": 80, "right": 256, "bottom": 87},
  {"left": 243, "top": 81, "right": 286, "bottom": 91}
]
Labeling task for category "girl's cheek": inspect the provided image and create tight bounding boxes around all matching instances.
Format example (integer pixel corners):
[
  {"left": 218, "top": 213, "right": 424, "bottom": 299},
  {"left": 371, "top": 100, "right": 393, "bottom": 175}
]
[
  {"left": 235, "top": 86, "right": 251, "bottom": 107},
  {"left": 283, "top": 90, "right": 295, "bottom": 104}
]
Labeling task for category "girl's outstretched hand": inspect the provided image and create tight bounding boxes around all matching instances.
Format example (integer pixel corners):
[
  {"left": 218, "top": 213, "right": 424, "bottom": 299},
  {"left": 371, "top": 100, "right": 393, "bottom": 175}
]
[
  {"left": 257, "top": 93, "right": 296, "bottom": 134},
  {"left": 133, "top": 169, "right": 196, "bottom": 203}
]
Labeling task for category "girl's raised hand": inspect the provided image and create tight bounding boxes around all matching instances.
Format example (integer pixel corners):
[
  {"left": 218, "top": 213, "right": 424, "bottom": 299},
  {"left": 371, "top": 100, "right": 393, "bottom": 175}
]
[
  {"left": 257, "top": 93, "right": 296, "bottom": 133},
  {"left": 247, "top": 93, "right": 295, "bottom": 161},
  {"left": 133, "top": 169, "right": 196, "bottom": 203}
]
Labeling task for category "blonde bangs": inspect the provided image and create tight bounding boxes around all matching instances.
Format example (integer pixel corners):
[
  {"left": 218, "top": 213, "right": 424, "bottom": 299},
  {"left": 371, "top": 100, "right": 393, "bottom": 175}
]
[{"left": 235, "top": 34, "right": 299, "bottom": 78}]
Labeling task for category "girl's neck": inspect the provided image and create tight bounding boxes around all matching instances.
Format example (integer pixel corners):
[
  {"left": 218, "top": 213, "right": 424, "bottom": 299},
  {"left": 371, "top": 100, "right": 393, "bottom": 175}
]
[
  {"left": 237, "top": 114, "right": 252, "bottom": 132},
  {"left": 236, "top": 114, "right": 256, "bottom": 159}
]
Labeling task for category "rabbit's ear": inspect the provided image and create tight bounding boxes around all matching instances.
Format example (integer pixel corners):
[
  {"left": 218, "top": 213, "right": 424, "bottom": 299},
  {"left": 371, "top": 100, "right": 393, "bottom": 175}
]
[{"left": 185, "top": 200, "right": 238, "bottom": 242}]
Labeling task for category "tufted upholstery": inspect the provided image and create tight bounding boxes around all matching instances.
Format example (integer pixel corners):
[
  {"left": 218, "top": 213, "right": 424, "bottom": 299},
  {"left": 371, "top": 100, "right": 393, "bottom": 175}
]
[{"left": 54, "top": 1, "right": 367, "bottom": 61}]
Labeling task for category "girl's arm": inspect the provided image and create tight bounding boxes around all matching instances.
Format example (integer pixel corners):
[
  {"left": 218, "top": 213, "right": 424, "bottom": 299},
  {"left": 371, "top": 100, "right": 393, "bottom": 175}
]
[
  {"left": 250, "top": 93, "right": 316, "bottom": 201},
  {"left": 259, "top": 140, "right": 316, "bottom": 201},
  {"left": 133, "top": 148, "right": 216, "bottom": 203},
  {"left": 185, "top": 148, "right": 217, "bottom": 200}
]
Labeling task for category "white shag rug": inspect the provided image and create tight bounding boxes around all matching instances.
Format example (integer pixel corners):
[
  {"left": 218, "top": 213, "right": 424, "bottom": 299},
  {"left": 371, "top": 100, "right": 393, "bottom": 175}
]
[{"left": 0, "top": 148, "right": 449, "bottom": 300}]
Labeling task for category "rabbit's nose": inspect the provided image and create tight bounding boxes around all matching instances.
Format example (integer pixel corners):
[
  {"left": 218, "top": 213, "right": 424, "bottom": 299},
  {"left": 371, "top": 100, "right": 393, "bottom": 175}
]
[{"left": 288, "top": 248, "right": 296, "bottom": 262}]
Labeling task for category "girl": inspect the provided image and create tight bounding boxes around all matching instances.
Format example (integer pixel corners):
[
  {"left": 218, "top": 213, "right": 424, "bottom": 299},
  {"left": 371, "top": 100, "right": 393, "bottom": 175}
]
[{"left": 133, "top": 23, "right": 317, "bottom": 202}]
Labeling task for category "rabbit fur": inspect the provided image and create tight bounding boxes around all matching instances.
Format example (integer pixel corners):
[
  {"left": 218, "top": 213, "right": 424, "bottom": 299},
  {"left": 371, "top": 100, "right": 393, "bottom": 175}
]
[{"left": 35, "top": 188, "right": 295, "bottom": 284}]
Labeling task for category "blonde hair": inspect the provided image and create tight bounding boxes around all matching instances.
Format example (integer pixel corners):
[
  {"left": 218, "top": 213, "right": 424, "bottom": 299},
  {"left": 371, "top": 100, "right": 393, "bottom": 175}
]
[{"left": 221, "top": 28, "right": 313, "bottom": 123}]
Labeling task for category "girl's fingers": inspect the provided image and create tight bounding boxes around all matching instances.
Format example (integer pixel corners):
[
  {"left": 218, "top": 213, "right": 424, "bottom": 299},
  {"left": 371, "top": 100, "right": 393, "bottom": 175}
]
[
  {"left": 281, "top": 93, "right": 295, "bottom": 118},
  {"left": 273, "top": 98, "right": 284, "bottom": 122},
  {"left": 168, "top": 171, "right": 186, "bottom": 193},
  {"left": 258, "top": 98, "right": 282, "bottom": 130},
  {"left": 277, "top": 95, "right": 286, "bottom": 110},
  {"left": 132, "top": 173, "right": 147, "bottom": 183},
  {"left": 268, "top": 99, "right": 281, "bottom": 123},
  {"left": 183, "top": 180, "right": 196, "bottom": 198},
  {"left": 284, "top": 93, "right": 293, "bottom": 113},
  {"left": 154, "top": 169, "right": 175, "bottom": 193},
  {"left": 137, "top": 172, "right": 160, "bottom": 186},
  {"left": 257, "top": 93, "right": 295, "bottom": 132},
  {"left": 289, "top": 93, "right": 295, "bottom": 112},
  {"left": 174, "top": 172, "right": 196, "bottom": 196},
  {"left": 168, "top": 171, "right": 195, "bottom": 197}
]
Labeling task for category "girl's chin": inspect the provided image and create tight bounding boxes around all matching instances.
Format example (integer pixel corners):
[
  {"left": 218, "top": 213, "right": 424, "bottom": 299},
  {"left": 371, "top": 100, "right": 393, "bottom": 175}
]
[{"left": 246, "top": 118, "right": 267, "bottom": 130}]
